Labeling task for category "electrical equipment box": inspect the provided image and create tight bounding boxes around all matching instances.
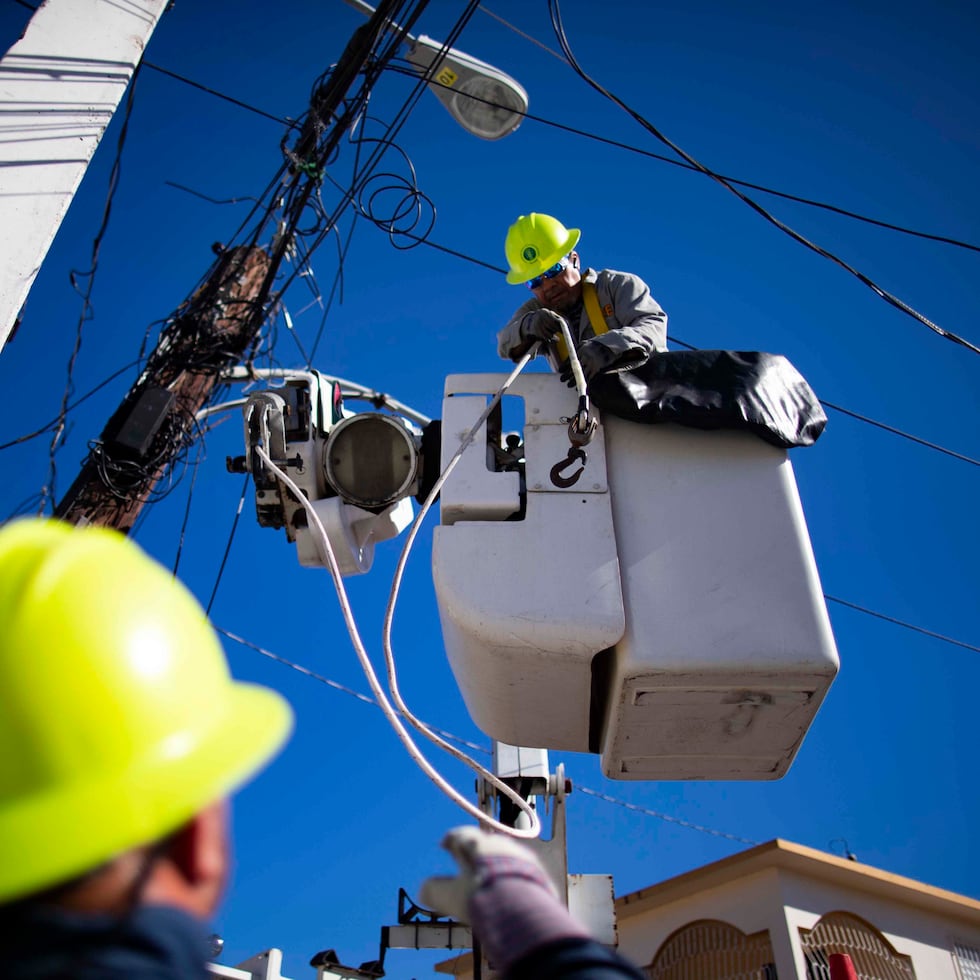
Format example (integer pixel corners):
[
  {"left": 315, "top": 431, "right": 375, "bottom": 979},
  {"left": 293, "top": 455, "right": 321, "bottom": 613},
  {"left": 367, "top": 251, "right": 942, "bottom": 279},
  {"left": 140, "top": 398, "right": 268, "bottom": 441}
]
[{"left": 432, "top": 373, "right": 839, "bottom": 780}]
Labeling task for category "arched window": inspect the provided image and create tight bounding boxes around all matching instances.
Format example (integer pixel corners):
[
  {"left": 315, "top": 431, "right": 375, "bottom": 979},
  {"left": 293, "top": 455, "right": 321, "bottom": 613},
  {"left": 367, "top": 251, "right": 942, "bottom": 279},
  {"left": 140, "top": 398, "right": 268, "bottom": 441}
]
[
  {"left": 646, "top": 919, "right": 778, "bottom": 980},
  {"left": 799, "top": 911, "right": 916, "bottom": 980}
]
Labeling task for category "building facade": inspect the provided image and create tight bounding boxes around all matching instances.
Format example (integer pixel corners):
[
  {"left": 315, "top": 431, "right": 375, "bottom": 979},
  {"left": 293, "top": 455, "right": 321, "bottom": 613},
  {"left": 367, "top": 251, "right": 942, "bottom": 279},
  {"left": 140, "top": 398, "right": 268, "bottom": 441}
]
[
  {"left": 615, "top": 840, "right": 980, "bottom": 979},
  {"left": 436, "top": 839, "right": 980, "bottom": 979}
]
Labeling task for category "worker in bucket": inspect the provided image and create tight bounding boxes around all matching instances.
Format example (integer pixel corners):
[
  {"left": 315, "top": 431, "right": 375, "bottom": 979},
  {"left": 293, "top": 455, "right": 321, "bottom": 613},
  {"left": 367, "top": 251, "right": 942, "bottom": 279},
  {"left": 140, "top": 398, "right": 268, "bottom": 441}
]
[
  {"left": 0, "top": 519, "right": 643, "bottom": 980},
  {"left": 497, "top": 213, "right": 668, "bottom": 382}
]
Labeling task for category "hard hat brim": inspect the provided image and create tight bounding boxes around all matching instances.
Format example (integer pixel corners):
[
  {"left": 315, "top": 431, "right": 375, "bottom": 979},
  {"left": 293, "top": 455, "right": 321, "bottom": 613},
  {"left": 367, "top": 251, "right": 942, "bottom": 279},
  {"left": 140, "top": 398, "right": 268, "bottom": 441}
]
[
  {"left": 505, "top": 227, "right": 581, "bottom": 284},
  {"left": 0, "top": 680, "right": 293, "bottom": 903}
]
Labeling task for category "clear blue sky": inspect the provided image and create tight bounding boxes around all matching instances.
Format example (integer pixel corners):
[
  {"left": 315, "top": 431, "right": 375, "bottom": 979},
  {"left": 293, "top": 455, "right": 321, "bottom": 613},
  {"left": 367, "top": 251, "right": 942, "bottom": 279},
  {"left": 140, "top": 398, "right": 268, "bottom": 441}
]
[{"left": 2, "top": 0, "right": 978, "bottom": 975}]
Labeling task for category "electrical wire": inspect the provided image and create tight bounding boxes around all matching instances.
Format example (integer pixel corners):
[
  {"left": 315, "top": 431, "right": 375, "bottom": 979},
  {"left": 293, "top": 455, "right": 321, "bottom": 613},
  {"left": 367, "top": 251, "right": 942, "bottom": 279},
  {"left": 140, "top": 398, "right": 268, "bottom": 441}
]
[
  {"left": 818, "top": 401, "right": 978, "bottom": 468},
  {"left": 547, "top": 0, "right": 980, "bottom": 357},
  {"left": 217, "top": 626, "right": 490, "bottom": 756},
  {"left": 380, "top": 349, "right": 542, "bottom": 808},
  {"left": 39, "top": 63, "right": 143, "bottom": 513},
  {"left": 382, "top": 62, "right": 980, "bottom": 257},
  {"left": 0, "top": 360, "right": 141, "bottom": 453},
  {"left": 143, "top": 61, "right": 297, "bottom": 129},
  {"left": 172, "top": 441, "right": 206, "bottom": 578},
  {"left": 340, "top": 229, "right": 978, "bottom": 469},
  {"left": 136, "top": 38, "right": 980, "bottom": 257},
  {"left": 218, "top": 627, "right": 766, "bottom": 845},
  {"left": 253, "top": 441, "right": 543, "bottom": 839},
  {"left": 576, "top": 787, "right": 760, "bottom": 845},
  {"left": 205, "top": 473, "right": 250, "bottom": 616},
  {"left": 825, "top": 595, "right": 980, "bottom": 654}
]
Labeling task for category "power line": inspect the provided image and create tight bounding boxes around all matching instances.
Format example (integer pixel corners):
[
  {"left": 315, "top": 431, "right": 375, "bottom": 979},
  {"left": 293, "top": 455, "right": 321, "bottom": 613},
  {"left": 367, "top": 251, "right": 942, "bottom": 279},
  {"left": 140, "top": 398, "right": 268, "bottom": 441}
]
[
  {"left": 135, "top": 42, "right": 980, "bottom": 259},
  {"left": 819, "top": 401, "right": 978, "bottom": 468},
  {"left": 217, "top": 627, "right": 760, "bottom": 844},
  {"left": 143, "top": 61, "right": 297, "bottom": 129},
  {"left": 17, "top": 0, "right": 980, "bottom": 264},
  {"left": 475, "top": 5, "right": 980, "bottom": 256},
  {"left": 0, "top": 359, "right": 141, "bottom": 453},
  {"left": 521, "top": 109, "right": 980, "bottom": 256},
  {"left": 39, "top": 63, "right": 143, "bottom": 514},
  {"left": 362, "top": 234, "right": 979, "bottom": 470},
  {"left": 217, "top": 627, "right": 491, "bottom": 756},
  {"left": 576, "top": 787, "right": 760, "bottom": 846},
  {"left": 825, "top": 595, "right": 980, "bottom": 654},
  {"left": 547, "top": 0, "right": 980, "bottom": 357}
]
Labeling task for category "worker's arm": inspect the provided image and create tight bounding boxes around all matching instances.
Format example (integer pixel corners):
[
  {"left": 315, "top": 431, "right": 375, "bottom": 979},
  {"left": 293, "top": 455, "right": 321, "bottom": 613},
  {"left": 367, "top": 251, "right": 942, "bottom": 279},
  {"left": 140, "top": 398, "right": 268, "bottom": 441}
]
[
  {"left": 580, "top": 270, "right": 668, "bottom": 370},
  {"left": 421, "top": 828, "right": 645, "bottom": 980},
  {"left": 506, "top": 938, "right": 647, "bottom": 980},
  {"left": 497, "top": 302, "right": 565, "bottom": 362}
]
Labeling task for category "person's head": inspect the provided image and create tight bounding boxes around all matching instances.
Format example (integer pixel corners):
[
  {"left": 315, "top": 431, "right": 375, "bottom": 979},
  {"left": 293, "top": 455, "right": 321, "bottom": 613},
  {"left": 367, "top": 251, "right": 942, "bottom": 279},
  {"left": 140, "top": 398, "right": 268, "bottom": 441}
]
[
  {"left": 0, "top": 519, "right": 293, "bottom": 919},
  {"left": 504, "top": 213, "right": 583, "bottom": 313}
]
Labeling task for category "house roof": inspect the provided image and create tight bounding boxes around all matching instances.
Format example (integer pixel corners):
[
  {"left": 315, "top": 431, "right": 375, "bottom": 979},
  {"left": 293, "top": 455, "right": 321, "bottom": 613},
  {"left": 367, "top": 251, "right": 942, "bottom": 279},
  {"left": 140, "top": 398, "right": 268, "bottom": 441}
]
[{"left": 616, "top": 839, "right": 980, "bottom": 924}]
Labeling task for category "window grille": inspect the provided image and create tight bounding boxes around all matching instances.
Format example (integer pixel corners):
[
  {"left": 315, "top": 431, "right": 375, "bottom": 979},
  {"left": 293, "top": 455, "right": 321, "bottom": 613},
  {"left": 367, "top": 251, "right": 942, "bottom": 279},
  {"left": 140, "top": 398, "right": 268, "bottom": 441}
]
[
  {"left": 799, "top": 911, "right": 915, "bottom": 980},
  {"left": 646, "top": 919, "right": 777, "bottom": 980},
  {"left": 954, "top": 942, "right": 980, "bottom": 980}
]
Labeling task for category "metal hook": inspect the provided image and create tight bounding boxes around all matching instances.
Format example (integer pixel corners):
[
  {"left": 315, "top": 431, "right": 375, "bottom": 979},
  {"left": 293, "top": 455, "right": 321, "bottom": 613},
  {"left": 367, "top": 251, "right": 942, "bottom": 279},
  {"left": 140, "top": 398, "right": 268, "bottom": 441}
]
[{"left": 549, "top": 447, "right": 588, "bottom": 488}]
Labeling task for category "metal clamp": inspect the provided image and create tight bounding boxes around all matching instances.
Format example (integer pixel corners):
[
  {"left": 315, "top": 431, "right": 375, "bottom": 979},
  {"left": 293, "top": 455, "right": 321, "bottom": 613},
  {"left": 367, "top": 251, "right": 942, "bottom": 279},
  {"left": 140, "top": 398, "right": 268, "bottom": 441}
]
[{"left": 566, "top": 395, "right": 598, "bottom": 449}]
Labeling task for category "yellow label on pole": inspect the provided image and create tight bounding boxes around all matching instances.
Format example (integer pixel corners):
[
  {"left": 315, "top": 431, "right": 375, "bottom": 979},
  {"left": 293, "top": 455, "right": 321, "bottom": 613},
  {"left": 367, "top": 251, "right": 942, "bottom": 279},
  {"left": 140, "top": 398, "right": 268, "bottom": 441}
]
[{"left": 436, "top": 67, "right": 458, "bottom": 87}]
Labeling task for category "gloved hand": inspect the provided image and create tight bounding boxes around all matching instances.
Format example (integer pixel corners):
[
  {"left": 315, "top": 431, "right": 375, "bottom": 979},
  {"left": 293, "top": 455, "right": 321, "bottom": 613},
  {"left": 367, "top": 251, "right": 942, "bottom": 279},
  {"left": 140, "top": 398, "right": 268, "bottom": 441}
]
[
  {"left": 519, "top": 308, "right": 566, "bottom": 346},
  {"left": 420, "top": 827, "right": 588, "bottom": 972},
  {"left": 559, "top": 338, "right": 619, "bottom": 387}
]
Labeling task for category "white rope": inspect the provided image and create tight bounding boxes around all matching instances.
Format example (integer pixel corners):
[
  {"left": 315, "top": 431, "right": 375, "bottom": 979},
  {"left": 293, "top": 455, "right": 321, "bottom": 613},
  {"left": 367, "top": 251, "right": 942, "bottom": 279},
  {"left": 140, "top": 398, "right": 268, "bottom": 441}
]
[
  {"left": 254, "top": 413, "right": 542, "bottom": 838},
  {"left": 379, "top": 351, "right": 543, "bottom": 827},
  {"left": 556, "top": 316, "right": 588, "bottom": 396}
]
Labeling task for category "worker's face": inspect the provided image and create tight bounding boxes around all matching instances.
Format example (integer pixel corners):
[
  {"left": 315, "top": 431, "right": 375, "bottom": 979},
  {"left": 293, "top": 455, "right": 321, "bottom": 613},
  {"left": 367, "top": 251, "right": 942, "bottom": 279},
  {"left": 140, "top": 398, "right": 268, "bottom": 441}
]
[{"left": 530, "top": 252, "right": 582, "bottom": 312}]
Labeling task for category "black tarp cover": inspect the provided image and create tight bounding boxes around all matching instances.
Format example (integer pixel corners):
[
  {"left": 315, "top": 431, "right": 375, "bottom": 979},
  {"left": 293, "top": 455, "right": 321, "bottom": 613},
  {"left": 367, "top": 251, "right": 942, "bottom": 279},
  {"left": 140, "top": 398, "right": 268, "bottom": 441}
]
[{"left": 587, "top": 349, "right": 827, "bottom": 449}]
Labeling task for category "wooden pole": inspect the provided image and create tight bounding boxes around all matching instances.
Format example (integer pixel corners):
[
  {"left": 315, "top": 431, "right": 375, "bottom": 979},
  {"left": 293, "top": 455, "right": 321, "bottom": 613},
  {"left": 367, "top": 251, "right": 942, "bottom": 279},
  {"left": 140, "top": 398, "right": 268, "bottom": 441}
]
[{"left": 55, "top": 246, "right": 269, "bottom": 531}]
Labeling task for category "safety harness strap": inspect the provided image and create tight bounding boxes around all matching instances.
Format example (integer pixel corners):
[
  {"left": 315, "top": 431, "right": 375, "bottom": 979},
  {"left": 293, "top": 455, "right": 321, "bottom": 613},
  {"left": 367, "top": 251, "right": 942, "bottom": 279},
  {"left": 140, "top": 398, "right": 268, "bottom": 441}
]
[
  {"left": 556, "top": 280, "right": 609, "bottom": 363},
  {"left": 582, "top": 280, "right": 610, "bottom": 336}
]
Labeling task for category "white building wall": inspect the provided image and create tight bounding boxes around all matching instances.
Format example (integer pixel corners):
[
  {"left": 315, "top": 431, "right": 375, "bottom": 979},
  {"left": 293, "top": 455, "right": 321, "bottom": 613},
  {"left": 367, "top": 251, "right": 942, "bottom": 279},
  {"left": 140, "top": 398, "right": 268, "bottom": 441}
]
[
  {"left": 616, "top": 868, "right": 790, "bottom": 972},
  {"left": 615, "top": 864, "right": 980, "bottom": 979},
  {"left": 775, "top": 869, "right": 980, "bottom": 979}
]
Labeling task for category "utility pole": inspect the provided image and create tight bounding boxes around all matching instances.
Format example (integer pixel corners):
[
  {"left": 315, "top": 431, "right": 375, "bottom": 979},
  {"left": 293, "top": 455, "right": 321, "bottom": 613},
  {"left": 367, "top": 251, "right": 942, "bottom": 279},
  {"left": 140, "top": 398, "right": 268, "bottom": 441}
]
[
  {"left": 0, "top": 0, "right": 169, "bottom": 353},
  {"left": 53, "top": 1, "right": 418, "bottom": 532},
  {"left": 55, "top": 246, "right": 269, "bottom": 530}
]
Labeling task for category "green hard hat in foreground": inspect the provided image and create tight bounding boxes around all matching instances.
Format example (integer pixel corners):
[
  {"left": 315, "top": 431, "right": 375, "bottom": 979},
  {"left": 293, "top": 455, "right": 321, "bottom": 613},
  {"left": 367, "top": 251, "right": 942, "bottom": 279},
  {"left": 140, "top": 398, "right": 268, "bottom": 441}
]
[
  {"left": 0, "top": 519, "right": 293, "bottom": 903},
  {"left": 504, "top": 213, "right": 581, "bottom": 285}
]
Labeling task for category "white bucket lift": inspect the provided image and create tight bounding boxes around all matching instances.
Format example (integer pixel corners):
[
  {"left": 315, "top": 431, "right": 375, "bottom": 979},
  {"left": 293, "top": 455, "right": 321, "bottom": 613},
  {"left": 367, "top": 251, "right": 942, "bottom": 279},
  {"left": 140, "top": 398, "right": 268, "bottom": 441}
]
[{"left": 432, "top": 373, "right": 839, "bottom": 780}]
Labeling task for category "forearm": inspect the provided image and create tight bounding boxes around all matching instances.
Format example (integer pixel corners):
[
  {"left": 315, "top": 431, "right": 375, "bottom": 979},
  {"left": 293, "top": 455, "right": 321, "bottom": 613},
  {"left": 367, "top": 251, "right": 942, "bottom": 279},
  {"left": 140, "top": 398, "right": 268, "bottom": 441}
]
[
  {"left": 498, "top": 301, "right": 541, "bottom": 360},
  {"left": 603, "top": 271, "right": 669, "bottom": 357},
  {"left": 506, "top": 938, "right": 648, "bottom": 980}
]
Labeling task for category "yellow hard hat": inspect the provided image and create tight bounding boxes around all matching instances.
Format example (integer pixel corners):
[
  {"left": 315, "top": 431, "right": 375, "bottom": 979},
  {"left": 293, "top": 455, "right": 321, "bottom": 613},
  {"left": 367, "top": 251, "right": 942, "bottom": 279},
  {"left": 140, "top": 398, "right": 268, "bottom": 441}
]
[
  {"left": 0, "top": 519, "right": 293, "bottom": 903},
  {"left": 504, "top": 213, "right": 581, "bottom": 285}
]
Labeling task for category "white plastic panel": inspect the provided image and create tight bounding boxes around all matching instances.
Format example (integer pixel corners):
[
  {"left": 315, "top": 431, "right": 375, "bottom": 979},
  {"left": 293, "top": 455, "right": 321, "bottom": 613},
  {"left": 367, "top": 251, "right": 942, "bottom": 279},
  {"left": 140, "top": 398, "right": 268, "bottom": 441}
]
[
  {"left": 433, "top": 488, "right": 626, "bottom": 751},
  {"left": 431, "top": 374, "right": 839, "bottom": 779},
  {"left": 439, "top": 392, "right": 520, "bottom": 524},
  {"left": 568, "top": 874, "right": 617, "bottom": 947},
  {"left": 599, "top": 417, "right": 839, "bottom": 780},
  {"left": 434, "top": 374, "right": 625, "bottom": 752}
]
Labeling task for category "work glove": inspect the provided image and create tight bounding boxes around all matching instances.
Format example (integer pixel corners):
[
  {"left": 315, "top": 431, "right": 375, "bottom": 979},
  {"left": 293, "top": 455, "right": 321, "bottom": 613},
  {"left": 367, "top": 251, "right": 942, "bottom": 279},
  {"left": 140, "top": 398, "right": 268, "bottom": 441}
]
[
  {"left": 559, "top": 338, "right": 619, "bottom": 387},
  {"left": 519, "top": 308, "right": 567, "bottom": 346},
  {"left": 420, "top": 827, "right": 588, "bottom": 972}
]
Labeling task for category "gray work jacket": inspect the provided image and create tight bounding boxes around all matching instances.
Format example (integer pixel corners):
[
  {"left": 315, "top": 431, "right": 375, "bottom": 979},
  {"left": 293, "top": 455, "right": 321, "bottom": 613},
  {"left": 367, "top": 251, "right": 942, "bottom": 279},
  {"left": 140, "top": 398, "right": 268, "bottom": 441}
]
[{"left": 496, "top": 267, "right": 668, "bottom": 370}]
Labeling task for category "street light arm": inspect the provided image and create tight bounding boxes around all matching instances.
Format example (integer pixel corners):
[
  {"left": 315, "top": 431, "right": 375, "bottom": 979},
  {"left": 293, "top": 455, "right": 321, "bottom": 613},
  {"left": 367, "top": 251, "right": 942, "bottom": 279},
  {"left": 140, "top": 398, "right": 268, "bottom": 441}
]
[
  {"left": 341, "top": 0, "right": 416, "bottom": 44},
  {"left": 340, "top": 0, "right": 528, "bottom": 140}
]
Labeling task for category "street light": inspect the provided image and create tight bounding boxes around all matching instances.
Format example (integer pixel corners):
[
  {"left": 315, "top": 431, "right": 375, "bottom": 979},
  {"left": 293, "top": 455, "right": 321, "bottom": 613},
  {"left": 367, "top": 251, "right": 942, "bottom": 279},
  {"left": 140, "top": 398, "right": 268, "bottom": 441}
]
[{"left": 342, "top": 0, "right": 528, "bottom": 140}]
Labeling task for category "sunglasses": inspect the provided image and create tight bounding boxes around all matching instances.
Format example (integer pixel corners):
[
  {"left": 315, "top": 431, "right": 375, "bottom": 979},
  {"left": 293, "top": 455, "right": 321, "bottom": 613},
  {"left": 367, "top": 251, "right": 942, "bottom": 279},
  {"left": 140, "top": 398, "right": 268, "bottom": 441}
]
[{"left": 526, "top": 257, "right": 569, "bottom": 290}]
